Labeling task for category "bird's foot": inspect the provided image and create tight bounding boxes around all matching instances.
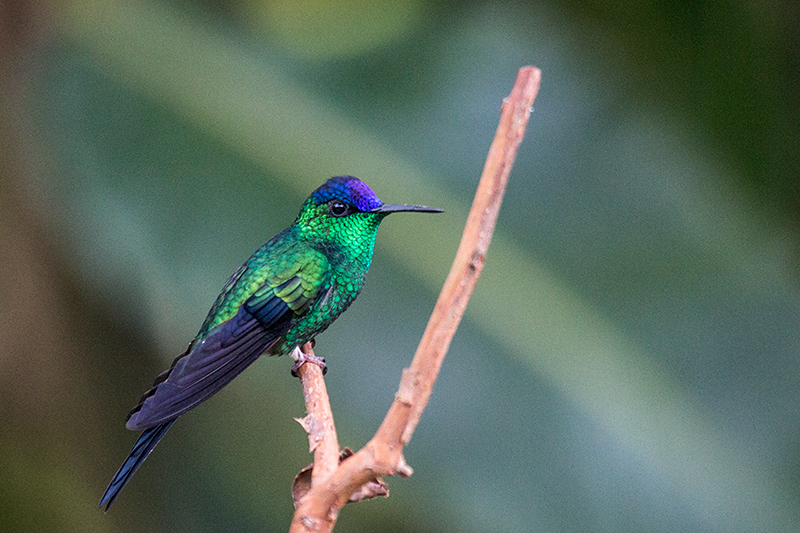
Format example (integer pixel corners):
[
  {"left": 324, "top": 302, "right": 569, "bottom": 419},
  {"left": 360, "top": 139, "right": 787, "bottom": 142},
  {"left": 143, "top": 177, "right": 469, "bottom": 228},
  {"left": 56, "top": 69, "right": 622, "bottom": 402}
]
[{"left": 290, "top": 346, "right": 327, "bottom": 377}]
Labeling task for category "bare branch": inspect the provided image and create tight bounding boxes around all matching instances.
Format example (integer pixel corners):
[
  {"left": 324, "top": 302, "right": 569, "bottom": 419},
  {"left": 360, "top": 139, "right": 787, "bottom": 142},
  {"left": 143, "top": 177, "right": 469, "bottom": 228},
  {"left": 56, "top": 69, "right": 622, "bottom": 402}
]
[
  {"left": 293, "top": 343, "right": 340, "bottom": 488},
  {"left": 289, "top": 66, "right": 541, "bottom": 533}
]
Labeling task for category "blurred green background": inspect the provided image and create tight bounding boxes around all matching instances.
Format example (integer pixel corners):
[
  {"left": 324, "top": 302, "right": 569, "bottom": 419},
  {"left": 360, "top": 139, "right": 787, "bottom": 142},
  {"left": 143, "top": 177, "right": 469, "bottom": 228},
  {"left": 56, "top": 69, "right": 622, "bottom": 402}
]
[{"left": 2, "top": 0, "right": 799, "bottom": 531}]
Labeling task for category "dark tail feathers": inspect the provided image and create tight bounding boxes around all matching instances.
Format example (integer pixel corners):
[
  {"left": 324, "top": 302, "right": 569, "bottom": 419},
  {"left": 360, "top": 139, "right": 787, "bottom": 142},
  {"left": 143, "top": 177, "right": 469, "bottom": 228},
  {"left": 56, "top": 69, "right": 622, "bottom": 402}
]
[{"left": 99, "top": 420, "right": 175, "bottom": 511}]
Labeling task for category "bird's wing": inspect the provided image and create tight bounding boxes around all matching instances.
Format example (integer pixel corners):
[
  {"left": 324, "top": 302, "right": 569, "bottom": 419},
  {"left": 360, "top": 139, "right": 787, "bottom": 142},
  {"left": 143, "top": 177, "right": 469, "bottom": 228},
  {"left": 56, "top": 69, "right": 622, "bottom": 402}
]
[{"left": 125, "top": 250, "right": 330, "bottom": 430}]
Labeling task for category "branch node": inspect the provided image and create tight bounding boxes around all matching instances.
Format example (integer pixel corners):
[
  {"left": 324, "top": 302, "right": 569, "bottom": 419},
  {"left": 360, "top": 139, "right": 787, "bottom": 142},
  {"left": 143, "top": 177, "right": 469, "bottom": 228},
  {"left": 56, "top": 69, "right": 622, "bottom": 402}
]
[
  {"left": 326, "top": 508, "right": 340, "bottom": 522},
  {"left": 348, "top": 478, "right": 389, "bottom": 503},
  {"left": 299, "top": 515, "right": 320, "bottom": 531},
  {"left": 295, "top": 414, "right": 325, "bottom": 453},
  {"left": 468, "top": 250, "right": 485, "bottom": 272},
  {"left": 395, "top": 368, "right": 417, "bottom": 406},
  {"left": 396, "top": 455, "right": 413, "bottom": 478}
]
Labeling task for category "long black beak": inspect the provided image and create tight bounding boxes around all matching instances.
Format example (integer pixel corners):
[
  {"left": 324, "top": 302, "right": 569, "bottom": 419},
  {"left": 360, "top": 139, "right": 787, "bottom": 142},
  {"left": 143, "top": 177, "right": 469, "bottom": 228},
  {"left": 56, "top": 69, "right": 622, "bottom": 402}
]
[{"left": 371, "top": 204, "right": 443, "bottom": 214}]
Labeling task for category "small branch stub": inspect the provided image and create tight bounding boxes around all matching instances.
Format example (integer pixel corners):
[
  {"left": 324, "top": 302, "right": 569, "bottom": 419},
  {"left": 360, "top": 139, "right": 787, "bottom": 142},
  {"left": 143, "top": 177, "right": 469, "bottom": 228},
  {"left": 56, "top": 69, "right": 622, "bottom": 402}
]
[{"left": 295, "top": 414, "right": 325, "bottom": 453}]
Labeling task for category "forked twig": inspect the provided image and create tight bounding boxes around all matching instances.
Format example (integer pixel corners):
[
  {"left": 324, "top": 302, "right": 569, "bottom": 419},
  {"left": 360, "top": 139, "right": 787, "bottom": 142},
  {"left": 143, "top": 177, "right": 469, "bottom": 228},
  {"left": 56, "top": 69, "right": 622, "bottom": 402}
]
[{"left": 290, "top": 66, "right": 542, "bottom": 533}]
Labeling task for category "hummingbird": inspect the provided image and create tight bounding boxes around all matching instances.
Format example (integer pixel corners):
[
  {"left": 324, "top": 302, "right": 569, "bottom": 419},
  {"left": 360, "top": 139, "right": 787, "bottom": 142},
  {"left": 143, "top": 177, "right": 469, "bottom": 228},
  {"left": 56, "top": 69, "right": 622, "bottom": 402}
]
[{"left": 99, "top": 176, "right": 442, "bottom": 510}]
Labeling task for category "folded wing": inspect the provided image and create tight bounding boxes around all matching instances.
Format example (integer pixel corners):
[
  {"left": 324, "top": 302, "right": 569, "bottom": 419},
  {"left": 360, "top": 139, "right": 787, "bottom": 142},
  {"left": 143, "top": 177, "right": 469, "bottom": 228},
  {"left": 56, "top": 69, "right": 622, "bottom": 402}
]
[{"left": 125, "top": 250, "right": 330, "bottom": 430}]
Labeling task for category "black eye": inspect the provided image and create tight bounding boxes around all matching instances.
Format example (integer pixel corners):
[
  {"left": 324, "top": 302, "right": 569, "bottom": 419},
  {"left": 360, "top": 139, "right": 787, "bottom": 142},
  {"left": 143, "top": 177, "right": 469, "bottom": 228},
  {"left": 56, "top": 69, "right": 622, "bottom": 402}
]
[{"left": 328, "top": 200, "right": 351, "bottom": 217}]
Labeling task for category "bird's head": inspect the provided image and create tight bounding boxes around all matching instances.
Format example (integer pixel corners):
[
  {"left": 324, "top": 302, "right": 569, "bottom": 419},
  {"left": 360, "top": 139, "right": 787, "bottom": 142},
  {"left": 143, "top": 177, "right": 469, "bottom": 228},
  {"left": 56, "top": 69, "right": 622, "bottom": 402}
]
[{"left": 294, "top": 176, "right": 442, "bottom": 250}]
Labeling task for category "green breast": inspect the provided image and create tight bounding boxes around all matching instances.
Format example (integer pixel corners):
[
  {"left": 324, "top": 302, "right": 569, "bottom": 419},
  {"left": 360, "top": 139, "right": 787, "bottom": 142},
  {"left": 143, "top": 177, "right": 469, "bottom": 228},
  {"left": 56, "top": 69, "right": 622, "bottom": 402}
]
[{"left": 271, "top": 241, "right": 371, "bottom": 354}]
